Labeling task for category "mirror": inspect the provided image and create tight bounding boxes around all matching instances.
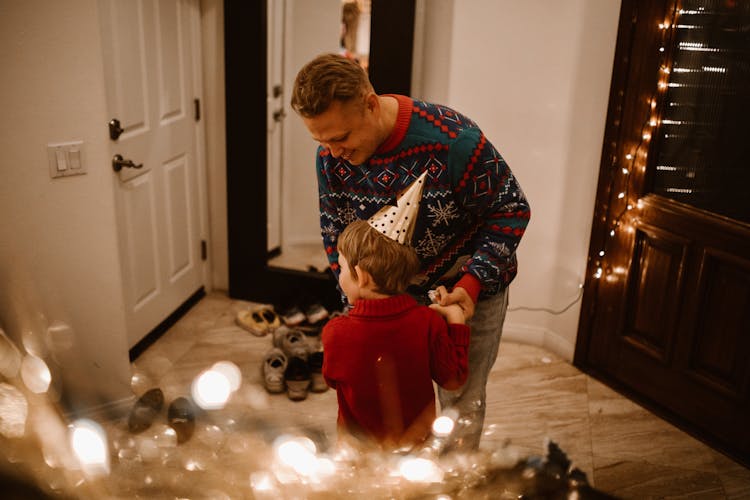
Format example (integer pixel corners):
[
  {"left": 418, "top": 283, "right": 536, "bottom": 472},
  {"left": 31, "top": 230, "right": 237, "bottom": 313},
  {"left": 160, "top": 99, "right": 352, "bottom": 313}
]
[{"left": 224, "top": 0, "right": 415, "bottom": 306}]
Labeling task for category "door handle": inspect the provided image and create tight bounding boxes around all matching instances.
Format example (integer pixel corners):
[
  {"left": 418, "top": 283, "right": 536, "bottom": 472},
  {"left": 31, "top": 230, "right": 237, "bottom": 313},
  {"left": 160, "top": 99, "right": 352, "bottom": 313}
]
[
  {"left": 109, "top": 118, "right": 124, "bottom": 140},
  {"left": 112, "top": 154, "right": 143, "bottom": 172}
]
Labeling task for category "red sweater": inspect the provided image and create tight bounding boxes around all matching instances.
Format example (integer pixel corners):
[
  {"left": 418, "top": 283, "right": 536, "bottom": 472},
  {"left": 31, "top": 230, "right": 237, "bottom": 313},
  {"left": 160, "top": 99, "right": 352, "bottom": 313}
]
[{"left": 321, "top": 294, "right": 470, "bottom": 449}]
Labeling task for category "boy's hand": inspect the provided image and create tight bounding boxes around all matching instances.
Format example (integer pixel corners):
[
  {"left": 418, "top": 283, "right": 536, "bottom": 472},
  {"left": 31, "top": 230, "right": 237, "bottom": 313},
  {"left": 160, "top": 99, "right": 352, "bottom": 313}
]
[
  {"left": 429, "top": 286, "right": 475, "bottom": 321},
  {"left": 429, "top": 303, "right": 465, "bottom": 325}
]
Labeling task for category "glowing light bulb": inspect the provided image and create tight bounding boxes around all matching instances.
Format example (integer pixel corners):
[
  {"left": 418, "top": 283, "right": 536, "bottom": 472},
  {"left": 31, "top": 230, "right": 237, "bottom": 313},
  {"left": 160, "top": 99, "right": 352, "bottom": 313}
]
[
  {"left": 598, "top": 250, "right": 605, "bottom": 257},
  {"left": 610, "top": 229, "right": 616, "bottom": 237},
  {"left": 625, "top": 153, "right": 633, "bottom": 160},
  {"left": 594, "top": 267, "right": 603, "bottom": 279},
  {"left": 617, "top": 192, "right": 625, "bottom": 199},
  {"left": 643, "top": 132, "right": 651, "bottom": 140},
  {"left": 192, "top": 368, "right": 232, "bottom": 410},
  {"left": 622, "top": 168, "right": 629, "bottom": 175}
]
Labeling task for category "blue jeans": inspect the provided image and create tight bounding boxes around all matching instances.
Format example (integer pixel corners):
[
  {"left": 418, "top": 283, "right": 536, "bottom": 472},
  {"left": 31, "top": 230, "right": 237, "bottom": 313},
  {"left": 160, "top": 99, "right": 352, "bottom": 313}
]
[{"left": 437, "top": 288, "right": 509, "bottom": 451}]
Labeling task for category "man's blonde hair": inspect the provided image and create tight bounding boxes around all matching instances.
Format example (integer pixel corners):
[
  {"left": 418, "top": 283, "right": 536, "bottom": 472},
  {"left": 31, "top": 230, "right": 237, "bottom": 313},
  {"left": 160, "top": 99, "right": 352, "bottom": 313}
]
[
  {"left": 337, "top": 220, "right": 420, "bottom": 295},
  {"left": 291, "top": 53, "right": 373, "bottom": 117}
]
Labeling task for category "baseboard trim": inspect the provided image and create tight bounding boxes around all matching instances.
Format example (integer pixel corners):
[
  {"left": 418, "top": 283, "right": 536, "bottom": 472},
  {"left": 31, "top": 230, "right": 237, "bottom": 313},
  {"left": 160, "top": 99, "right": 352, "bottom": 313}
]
[
  {"left": 129, "top": 287, "right": 206, "bottom": 362},
  {"left": 502, "top": 323, "right": 575, "bottom": 362}
]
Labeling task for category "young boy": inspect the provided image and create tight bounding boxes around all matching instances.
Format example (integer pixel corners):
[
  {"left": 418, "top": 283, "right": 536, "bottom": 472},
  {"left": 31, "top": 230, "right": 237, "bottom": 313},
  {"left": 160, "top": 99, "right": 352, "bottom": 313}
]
[{"left": 322, "top": 217, "right": 470, "bottom": 451}]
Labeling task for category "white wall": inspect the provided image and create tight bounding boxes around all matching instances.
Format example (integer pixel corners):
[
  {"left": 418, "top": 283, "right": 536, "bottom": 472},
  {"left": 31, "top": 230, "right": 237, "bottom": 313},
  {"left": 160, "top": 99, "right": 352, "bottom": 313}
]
[
  {"left": 0, "top": 0, "right": 132, "bottom": 411},
  {"left": 415, "top": 0, "right": 621, "bottom": 359}
]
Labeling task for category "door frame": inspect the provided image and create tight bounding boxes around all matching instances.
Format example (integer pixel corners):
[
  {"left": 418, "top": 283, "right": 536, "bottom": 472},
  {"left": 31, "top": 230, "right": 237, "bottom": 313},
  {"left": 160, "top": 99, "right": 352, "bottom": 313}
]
[{"left": 224, "top": 0, "right": 415, "bottom": 309}]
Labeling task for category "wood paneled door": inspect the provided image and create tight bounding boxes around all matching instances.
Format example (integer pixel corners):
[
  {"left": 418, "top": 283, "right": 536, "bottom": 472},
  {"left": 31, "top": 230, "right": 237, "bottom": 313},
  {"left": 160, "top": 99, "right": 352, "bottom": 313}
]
[{"left": 575, "top": 0, "right": 750, "bottom": 465}]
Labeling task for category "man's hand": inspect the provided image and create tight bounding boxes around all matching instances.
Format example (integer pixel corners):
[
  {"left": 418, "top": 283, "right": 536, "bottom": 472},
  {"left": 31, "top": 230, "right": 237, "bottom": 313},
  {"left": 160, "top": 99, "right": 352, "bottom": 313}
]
[{"left": 431, "top": 285, "right": 475, "bottom": 321}]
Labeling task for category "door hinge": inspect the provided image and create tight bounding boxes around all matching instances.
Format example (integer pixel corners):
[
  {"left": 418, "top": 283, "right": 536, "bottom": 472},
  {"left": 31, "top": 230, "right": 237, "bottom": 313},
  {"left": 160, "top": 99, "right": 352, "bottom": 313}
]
[
  {"left": 194, "top": 98, "right": 201, "bottom": 121},
  {"left": 201, "top": 239, "right": 207, "bottom": 261}
]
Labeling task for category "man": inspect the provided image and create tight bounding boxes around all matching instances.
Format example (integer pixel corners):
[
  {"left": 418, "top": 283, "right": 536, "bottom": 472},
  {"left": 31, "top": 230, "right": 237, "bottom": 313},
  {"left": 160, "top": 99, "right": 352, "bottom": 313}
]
[{"left": 291, "top": 53, "right": 530, "bottom": 451}]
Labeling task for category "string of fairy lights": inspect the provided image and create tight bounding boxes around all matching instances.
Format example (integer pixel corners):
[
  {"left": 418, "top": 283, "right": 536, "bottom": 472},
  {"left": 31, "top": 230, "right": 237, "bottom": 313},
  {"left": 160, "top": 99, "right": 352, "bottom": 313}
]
[{"left": 592, "top": 5, "right": 680, "bottom": 281}]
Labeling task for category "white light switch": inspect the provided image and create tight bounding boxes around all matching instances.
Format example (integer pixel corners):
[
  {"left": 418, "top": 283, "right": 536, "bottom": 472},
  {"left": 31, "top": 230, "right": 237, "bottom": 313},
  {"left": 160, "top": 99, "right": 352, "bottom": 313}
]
[
  {"left": 48, "top": 141, "right": 85, "bottom": 178},
  {"left": 55, "top": 148, "right": 68, "bottom": 171}
]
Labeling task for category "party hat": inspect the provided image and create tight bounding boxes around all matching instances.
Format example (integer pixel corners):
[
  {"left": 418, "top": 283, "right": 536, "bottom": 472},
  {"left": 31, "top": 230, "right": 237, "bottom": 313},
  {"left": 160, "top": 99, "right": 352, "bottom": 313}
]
[{"left": 368, "top": 171, "right": 428, "bottom": 244}]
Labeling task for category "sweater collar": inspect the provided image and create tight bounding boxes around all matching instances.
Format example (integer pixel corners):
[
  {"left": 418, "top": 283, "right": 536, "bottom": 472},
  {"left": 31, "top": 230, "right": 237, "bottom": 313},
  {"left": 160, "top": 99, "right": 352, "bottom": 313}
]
[
  {"left": 349, "top": 294, "right": 418, "bottom": 318},
  {"left": 374, "top": 94, "right": 413, "bottom": 155}
]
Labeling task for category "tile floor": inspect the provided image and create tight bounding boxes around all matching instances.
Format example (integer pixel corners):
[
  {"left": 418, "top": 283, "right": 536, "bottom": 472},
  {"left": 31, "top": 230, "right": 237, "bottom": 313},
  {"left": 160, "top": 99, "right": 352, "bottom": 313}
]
[{"left": 130, "top": 291, "right": 750, "bottom": 499}]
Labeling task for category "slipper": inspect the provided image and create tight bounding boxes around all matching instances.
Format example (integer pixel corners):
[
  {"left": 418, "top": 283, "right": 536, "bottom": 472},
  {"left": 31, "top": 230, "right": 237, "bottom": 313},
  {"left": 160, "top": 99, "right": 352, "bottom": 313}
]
[
  {"left": 236, "top": 309, "right": 270, "bottom": 336},
  {"left": 258, "top": 306, "right": 281, "bottom": 330}
]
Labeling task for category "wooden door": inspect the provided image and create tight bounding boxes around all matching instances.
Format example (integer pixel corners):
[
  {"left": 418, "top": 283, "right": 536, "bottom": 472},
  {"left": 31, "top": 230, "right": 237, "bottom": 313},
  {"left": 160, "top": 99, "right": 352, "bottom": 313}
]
[
  {"left": 576, "top": 0, "right": 750, "bottom": 465},
  {"left": 99, "top": 0, "right": 206, "bottom": 347}
]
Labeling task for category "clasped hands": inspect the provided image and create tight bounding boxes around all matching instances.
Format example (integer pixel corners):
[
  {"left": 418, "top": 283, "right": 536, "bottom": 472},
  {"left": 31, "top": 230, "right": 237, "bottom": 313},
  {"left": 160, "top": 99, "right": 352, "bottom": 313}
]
[{"left": 428, "top": 285, "right": 474, "bottom": 324}]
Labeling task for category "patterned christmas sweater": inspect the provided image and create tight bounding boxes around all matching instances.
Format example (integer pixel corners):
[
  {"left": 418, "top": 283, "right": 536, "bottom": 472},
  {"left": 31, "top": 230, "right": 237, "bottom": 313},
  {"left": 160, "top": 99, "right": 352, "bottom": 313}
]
[{"left": 317, "top": 95, "right": 531, "bottom": 301}]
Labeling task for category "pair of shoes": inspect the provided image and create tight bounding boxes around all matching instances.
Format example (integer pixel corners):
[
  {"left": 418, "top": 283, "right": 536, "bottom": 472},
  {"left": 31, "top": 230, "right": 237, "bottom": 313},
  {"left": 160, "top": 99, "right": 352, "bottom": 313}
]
[
  {"left": 128, "top": 389, "right": 196, "bottom": 444},
  {"left": 273, "top": 325, "right": 313, "bottom": 360},
  {"left": 284, "top": 356, "right": 311, "bottom": 401},
  {"left": 308, "top": 351, "right": 327, "bottom": 393},
  {"left": 236, "top": 306, "right": 281, "bottom": 336},
  {"left": 262, "top": 347, "right": 287, "bottom": 394}
]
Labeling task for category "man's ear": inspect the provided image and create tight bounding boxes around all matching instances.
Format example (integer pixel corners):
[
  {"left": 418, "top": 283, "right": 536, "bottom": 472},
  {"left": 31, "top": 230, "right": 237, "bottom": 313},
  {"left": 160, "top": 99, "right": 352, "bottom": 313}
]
[
  {"left": 354, "top": 264, "right": 372, "bottom": 288},
  {"left": 365, "top": 92, "right": 378, "bottom": 113}
]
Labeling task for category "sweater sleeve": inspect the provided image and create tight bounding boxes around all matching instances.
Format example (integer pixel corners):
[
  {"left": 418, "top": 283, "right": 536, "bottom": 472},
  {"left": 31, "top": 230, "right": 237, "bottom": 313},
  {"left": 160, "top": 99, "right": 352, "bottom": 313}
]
[
  {"left": 317, "top": 148, "right": 344, "bottom": 279},
  {"left": 449, "top": 127, "right": 531, "bottom": 297},
  {"left": 428, "top": 312, "right": 471, "bottom": 390}
]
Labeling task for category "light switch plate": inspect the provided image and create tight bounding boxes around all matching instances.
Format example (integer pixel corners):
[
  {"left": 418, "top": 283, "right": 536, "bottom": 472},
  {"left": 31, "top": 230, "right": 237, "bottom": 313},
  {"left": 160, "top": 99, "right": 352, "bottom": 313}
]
[{"left": 48, "top": 141, "right": 85, "bottom": 178}]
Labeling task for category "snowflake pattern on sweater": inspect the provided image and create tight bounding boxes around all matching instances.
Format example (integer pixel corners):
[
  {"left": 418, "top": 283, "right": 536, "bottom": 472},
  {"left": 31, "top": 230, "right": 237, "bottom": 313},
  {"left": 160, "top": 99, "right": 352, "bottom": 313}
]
[{"left": 317, "top": 95, "right": 531, "bottom": 299}]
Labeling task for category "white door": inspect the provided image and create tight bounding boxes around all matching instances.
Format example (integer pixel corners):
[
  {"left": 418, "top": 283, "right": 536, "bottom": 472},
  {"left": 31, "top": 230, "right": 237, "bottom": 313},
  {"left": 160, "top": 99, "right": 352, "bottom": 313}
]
[
  {"left": 267, "top": 0, "right": 285, "bottom": 252},
  {"left": 99, "top": 0, "right": 206, "bottom": 347}
]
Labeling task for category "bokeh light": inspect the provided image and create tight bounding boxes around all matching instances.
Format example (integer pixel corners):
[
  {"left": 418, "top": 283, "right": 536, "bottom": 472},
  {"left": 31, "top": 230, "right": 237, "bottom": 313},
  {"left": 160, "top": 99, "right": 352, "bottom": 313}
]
[
  {"left": 20, "top": 354, "right": 51, "bottom": 394},
  {"left": 70, "top": 418, "right": 110, "bottom": 476},
  {"left": 191, "top": 367, "right": 232, "bottom": 410}
]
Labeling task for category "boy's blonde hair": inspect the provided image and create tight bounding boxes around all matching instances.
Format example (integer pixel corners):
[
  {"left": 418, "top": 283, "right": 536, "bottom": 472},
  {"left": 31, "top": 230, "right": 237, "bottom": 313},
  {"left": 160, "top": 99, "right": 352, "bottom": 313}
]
[
  {"left": 291, "top": 53, "right": 373, "bottom": 118},
  {"left": 337, "top": 220, "right": 421, "bottom": 295}
]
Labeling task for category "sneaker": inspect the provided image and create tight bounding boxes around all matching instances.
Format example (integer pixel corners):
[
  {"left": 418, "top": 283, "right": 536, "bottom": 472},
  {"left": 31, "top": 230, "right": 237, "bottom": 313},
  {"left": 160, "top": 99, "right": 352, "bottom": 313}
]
[
  {"left": 308, "top": 351, "right": 327, "bottom": 393},
  {"left": 304, "top": 302, "right": 329, "bottom": 325},
  {"left": 279, "top": 305, "right": 306, "bottom": 326},
  {"left": 167, "top": 397, "right": 196, "bottom": 444},
  {"left": 284, "top": 356, "right": 311, "bottom": 401},
  {"left": 273, "top": 326, "right": 310, "bottom": 360},
  {"left": 262, "top": 347, "right": 287, "bottom": 394},
  {"left": 128, "top": 388, "right": 164, "bottom": 433}
]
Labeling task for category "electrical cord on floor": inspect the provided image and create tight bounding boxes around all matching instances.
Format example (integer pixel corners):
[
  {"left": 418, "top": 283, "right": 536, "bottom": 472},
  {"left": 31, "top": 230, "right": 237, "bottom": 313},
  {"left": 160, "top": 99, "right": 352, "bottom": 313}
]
[{"left": 508, "top": 284, "right": 584, "bottom": 315}]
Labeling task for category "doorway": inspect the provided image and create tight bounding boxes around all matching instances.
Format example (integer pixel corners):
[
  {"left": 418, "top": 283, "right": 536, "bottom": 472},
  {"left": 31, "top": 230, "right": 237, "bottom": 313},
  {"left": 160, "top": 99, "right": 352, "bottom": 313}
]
[
  {"left": 575, "top": 0, "right": 750, "bottom": 465},
  {"left": 224, "top": 0, "right": 415, "bottom": 309}
]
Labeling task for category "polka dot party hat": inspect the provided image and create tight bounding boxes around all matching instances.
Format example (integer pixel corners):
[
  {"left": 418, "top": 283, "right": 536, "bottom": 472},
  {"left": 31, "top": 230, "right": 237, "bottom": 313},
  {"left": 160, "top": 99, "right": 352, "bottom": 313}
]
[{"left": 367, "top": 171, "right": 427, "bottom": 245}]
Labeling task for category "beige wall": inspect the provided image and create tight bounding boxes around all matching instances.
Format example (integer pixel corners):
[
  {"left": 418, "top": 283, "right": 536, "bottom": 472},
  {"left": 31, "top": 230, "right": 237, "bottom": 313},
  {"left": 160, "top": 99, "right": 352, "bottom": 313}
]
[
  {"left": 0, "top": 0, "right": 132, "bottom": 410},
  {"left": 414, "top": 0, "right": 621, "bottom": 359}
]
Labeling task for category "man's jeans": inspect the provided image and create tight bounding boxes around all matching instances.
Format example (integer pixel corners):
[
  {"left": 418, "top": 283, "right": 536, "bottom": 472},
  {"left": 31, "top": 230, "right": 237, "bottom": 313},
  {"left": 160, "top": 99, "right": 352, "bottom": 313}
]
[{"left": 437, "top": 288, "right": 509, "bottom": 451}]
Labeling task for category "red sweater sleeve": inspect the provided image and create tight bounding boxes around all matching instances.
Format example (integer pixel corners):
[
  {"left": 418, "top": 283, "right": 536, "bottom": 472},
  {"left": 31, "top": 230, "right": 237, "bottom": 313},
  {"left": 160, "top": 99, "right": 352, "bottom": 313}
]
[{"left": 427, "top": 312, "right": 470, "bottom": 390}]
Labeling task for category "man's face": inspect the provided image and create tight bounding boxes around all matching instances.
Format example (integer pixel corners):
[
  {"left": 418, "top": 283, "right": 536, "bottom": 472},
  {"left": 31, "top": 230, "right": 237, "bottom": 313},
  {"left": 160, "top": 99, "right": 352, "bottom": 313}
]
[{"left": 302, "top": 96, "right": 380, "bottom": 166}]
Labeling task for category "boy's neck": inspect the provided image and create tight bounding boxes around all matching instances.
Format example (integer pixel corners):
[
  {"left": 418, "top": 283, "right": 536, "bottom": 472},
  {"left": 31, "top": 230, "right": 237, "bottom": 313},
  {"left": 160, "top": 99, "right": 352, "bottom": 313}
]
[{"left": 357, "top": 287, "right": 393, "bottom": 301}]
